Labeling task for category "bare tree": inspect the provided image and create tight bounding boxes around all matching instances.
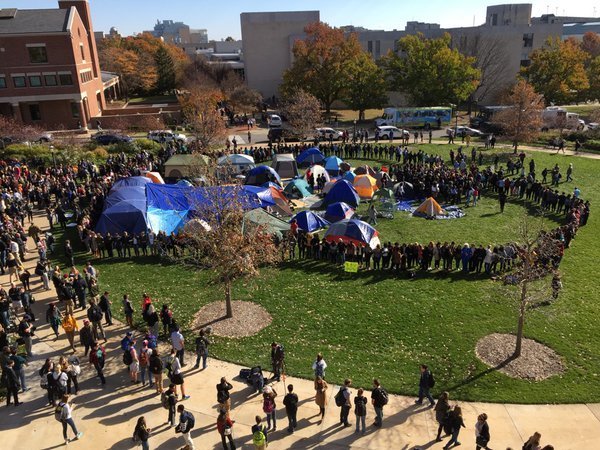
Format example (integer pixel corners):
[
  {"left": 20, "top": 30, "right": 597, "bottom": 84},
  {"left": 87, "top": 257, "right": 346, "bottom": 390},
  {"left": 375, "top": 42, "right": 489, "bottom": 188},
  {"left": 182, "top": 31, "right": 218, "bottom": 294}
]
[
  {"left": 0, "top": 115, "right": 47, "bottom": 148},
  {"left": 280, "top": 90, "right": 322, "bottom": 139},
  {"left": 178, "top": 87, "right": 227, "bottom": 153},
  {"left": 493, "top": 80, "right": 544, "bottom": 151},
  {"left": 172, "top": 165, "right": 281, "bottom": 318},
  {"left": 503, "top": 214, "right": 562, "bottom": 357}
]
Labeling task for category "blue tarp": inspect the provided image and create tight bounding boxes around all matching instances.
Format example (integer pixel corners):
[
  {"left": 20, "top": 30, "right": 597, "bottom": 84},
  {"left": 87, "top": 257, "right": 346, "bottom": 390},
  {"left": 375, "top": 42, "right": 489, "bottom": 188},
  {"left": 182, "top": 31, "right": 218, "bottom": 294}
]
[
  {"left": 290, "top": 211, "right": 330, "bottom": 232},
  {"left": 296, "top": 147, "right": 324, "bottom": 166},
  {"left": 245, "top": 165, "right": 282, "bottom": 186},
  {"left": 324, "top": 179, "right": 360, "bottom": 208}
]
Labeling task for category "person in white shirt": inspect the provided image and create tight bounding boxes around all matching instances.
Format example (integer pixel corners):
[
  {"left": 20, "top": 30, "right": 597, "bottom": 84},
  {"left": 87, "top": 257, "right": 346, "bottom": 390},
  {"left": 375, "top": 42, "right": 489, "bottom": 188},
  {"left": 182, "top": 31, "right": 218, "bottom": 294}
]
[
  {"left": 171, "top": 327, "right": 185, "bottom": 366},
  {"left": 57, "top": 394, "right": 83, "bottom": 444}
]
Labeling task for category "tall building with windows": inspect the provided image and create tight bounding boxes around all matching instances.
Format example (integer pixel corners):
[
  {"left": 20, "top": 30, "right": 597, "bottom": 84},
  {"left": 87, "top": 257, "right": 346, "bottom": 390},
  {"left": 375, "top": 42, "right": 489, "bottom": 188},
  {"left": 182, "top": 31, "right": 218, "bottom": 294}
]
[{"left": 0, "top": 0, "right": 105, "bottom": 129}]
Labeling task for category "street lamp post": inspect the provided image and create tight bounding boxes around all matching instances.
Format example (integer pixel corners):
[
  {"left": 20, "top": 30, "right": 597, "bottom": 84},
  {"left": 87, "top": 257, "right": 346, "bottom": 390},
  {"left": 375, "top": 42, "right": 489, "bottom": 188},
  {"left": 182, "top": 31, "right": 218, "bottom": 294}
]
[
  {"left": 353, "top": 120, "right": 357, "bottom": 143},
  {"left": 50, "top": 145, "right": 56, "bottom": 169}
]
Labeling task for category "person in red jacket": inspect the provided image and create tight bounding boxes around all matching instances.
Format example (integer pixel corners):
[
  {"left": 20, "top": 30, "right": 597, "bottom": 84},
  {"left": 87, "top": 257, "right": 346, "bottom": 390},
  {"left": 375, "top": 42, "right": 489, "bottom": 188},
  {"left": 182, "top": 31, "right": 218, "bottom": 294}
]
[
  {"left": 89, "top": 342, "right": 106, "bottom": 385},
  {"left": 217, "top": 409, "right": 236, "bottom": 450}
]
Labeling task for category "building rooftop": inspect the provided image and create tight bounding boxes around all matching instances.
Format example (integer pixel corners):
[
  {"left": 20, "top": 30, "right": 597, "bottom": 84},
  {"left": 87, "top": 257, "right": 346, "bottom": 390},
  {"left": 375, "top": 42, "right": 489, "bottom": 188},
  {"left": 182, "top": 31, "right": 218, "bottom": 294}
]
[{"left": 0, "top": 8, "right": 70, "bottom": 34}]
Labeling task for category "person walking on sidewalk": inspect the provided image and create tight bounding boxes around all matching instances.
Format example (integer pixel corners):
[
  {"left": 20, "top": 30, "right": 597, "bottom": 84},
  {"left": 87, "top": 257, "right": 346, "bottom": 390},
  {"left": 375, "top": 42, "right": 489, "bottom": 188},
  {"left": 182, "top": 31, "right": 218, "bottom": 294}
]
[
  {"left": 354, "top": 387, "right": 367, "bottom": 434},
  {"left": 176, "top": 404, "right": 195, "bottom": 450},
  {"left": 89, "top": 342, "right": 106, "bottom": 385},
  {"left": 61, "top": 313, "right": 78, "bottom": 352},
  {"left": 99, "top": 291, "right": 113, "bottom": 326},
  {"left": 133, "top": 416, "right": 151, "bottom": 450},
  {"left": 415, "top": 364, "right": 435, "bottom": 407},
  {"left": 79, "top": 320, "right": 94, "bottom": 356},
  {"left": 371, "top": 378, "right": 388, "bottom": 428},
  {"left": 283, "top": 384, "right": 298, "bottom": 433},
  {"left": 216, "top": 409, "right": 236, "bottom": 450},
  {"left": 167, "top": 349, "right": 189, "bottom": 400},
  {"left": 435, "top": 391, "right": 451, "bottom": 441},
  {"left": 475, "top": 413, "right": 491, "bottom": 450},
  {"left": 56, "top": 394, "right": 83, "bottom": 444},
  {"left": 443, "top": 405, "right": 466, "bottom": 449},
  {"left": 164, "top": 383, "right": 177, "bottom": 427},
  {"left": 171, "top": 326, "right": 185, "bottom": 366}
]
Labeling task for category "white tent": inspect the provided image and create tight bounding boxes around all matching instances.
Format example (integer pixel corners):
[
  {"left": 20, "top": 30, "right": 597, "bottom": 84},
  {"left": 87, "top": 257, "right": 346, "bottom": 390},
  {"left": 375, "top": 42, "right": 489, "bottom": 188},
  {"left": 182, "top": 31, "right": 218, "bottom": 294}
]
[
  {"left": 304, "top": 164, "right": 330, "bottom": 183},
  {"left": 217, "top": 153, "right": 255, "bottom": 174}
]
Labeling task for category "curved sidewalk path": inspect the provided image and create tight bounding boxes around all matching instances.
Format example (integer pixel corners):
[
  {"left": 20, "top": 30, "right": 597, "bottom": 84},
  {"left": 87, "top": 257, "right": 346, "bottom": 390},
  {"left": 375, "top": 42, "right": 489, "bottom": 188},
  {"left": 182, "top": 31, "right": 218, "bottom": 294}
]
[{"left": 2, "top": 213, "right": 599, "bottom": 450}]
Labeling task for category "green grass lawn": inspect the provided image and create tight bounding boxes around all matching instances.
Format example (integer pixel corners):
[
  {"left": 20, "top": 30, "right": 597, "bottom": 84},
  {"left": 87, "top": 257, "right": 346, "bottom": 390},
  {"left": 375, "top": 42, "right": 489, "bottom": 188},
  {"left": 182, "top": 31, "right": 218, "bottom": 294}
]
[
  {"left": 127, "top": 95, "right": 178, "bottom": 105},
  {"left": 53, "top": 143, "right": 600, "bottom": 403}
]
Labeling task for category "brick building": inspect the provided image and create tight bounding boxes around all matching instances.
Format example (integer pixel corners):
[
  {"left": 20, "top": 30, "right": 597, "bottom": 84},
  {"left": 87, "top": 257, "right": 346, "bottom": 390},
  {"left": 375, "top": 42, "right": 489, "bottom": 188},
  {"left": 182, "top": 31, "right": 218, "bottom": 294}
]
[{"left": 0, "top": 0, "right": 105, "bottom": 130}]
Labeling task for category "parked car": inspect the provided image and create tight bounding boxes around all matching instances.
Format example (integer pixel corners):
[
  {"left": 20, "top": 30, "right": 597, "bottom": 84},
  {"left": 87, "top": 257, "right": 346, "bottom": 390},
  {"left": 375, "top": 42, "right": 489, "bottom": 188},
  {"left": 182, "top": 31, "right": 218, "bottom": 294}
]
[
  {"left": 447, "top": 126, "right": 483, "bottom": 137},
  {"left": 268, "top": 127, "right": 306, "bottom": 142},
  {"left": 92, "top": 132, "right": 134, "bottom": 145},
  {"left": 147, "top": 130, "right": 187, "bottom": 144},
  {"left": 375, "top": 125, "right": 409, "bottom": 140},
  {"left": 268, "top": 114, "right": 283, "bottom": 128},
  {"left": 0, "top": 132, "right": 53, "bottom": 147},
  {"left": 588, "top": 122, "right": 599, "bottom": 130},
  {"left": 315, "top": 127, "right": 344, "bottom": 141}
]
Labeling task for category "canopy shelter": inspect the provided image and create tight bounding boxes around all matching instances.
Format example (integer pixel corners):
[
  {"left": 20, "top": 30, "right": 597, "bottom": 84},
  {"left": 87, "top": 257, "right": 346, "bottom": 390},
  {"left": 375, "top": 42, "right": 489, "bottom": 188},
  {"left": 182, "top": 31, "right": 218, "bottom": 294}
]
[
  {"left": 244, "top": 165, "right": 282, "bottom": 187},
  {"left": 290, "top": 211, "right": 330, "bottom": 232},
  {"left": 217, "top": 153, "right": 256, "bottom": 174},
  {"left": 296, "top": 147, "right": 325, "bottom": 167},
  {"left": 324, "top": 219, "right": 380, "bottom": 249},
  {"left": 324, "top": 179, "right": 360, "bottom": 208},
  {"left": 353, "top": 174, "right": 378, "bottom": 199},
  {"left": 164, "top": 154, "right": 210, "bottom": 179},
  {"left": 324, "top": 202, "right": 355, "bottom": 223},
  {"left": 283, "top": 178, "right": 313, "bottom": 199},
  {"left": 243, "top": 208, "right": 291, "bottom": 239},
  {"left": 271, "top": 153, "right": 298, "bottom": 179},
  {"left": 304, "top": 164, "right": 330, "bottom": 183},
  {"left": 393, "top": 181, "right": 415, "bottom": 199},
  {"left": 413, "top": 197, "right": 447, "bottom": 218},
  {"left": 324, "top": 156, "right": 344, "bottom": 176}
]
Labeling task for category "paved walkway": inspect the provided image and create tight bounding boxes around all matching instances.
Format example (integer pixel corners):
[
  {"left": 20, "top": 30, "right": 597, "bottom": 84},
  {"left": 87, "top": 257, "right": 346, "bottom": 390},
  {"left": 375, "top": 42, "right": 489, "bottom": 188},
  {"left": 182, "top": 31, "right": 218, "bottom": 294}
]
[{"left": 2, "top": 215, "right": 599, "bottom": 450}]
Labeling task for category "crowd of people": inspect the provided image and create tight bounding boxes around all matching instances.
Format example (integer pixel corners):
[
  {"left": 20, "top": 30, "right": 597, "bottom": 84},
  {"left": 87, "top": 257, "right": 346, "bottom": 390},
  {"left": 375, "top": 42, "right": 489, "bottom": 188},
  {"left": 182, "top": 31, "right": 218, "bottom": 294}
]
[{"left": 0, "top": 133, "right": 587, "bottom": 449}]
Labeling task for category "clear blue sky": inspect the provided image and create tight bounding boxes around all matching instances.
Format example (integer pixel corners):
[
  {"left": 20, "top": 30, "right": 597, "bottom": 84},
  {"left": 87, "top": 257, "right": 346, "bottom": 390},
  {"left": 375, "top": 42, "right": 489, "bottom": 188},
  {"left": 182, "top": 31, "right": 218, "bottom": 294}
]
[{"left": 1, "top": 0, "right": 597, "bottom": 40}]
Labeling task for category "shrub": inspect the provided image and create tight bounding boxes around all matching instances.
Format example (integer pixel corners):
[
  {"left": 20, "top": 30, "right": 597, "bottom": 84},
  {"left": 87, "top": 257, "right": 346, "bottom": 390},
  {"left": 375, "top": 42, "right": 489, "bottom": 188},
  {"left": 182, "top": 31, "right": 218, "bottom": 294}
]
[
  {"left": 135, "top": 138, "right": 162, "bottom": 153},
  {"left": 107, "top": 141, "right": 138, "bottom": 155}
]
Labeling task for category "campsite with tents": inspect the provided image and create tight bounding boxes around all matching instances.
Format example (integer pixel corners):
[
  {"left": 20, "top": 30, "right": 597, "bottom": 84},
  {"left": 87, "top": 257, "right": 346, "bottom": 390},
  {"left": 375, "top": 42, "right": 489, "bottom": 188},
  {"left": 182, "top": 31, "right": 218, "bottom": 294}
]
[{"left": 46, "top": 139, "right": 600, "bottom": 407}]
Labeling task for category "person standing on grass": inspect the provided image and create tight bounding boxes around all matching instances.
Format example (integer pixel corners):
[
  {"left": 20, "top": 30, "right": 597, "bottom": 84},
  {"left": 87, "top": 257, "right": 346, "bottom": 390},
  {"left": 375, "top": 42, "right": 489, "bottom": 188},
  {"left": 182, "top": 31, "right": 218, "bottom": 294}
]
[
  {"left": 56, "top": 394, "right": 83, "bottom": 444},
  {"left": 123, "top": 294, "right": 134, "bottom": 328},
  {"left": 314, "top": 376, "right": 328, "bottom": 423},
  {"left": 371, "top": 378, "right": 387, "bottom": 428},
  {"left": 270, "top": 341, "right": 284, "bottom": 382},
  {"left": 283, "top": 384, "right": 299, "bottom": 433},
  {"left": 312, "top": 353, "right": 327, "bottom": 379},
  {"left": 415, "top": 364, "right": 435, "bottom": 407},
  {"left": 354, "top": 387, "right": 367, "bottom": 434},
  {"left": 435, "top": 391, "right": 451, "bottom": 441},
  {"left": 475, "top": 413, "right": 491, "bottom": 450},
  {"left": 251, "top": 415, "right": 268, "bottom": 449},
  {"left": 176, "top": 404, "right": 195, "bottom": 450},
  {"left": 443, "top": 406, "right": 466, "bottom": 449}
]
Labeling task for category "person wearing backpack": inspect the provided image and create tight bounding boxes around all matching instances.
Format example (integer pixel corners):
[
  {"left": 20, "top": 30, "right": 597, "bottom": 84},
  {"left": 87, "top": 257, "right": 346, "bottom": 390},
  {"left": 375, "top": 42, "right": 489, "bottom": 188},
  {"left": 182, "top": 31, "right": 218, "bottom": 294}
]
[
  {"left": 86, "top": 299, "right": 105, "bottom": 342},
  {"left": 270, "top": 341, "right": 284, "bottom": 382},
  {"left": 262, "top": 385, "right": 278, "bottom": 431},
  {"left": 89, "top": 342, "right": 106, "bottom": 385},
  {"left": 415, "top": 364, "right": 436, "bottom": 407},
  {"left": 371, "top": 378, "right": 388, "bottom": 428},
  {"left": 55, "top": 394, "right": 83, "bottom": 444},
  {"left": 133, "top": 416, "right": 151, "bottom": 450},
  {"left": 283, "top": 384, "right": 298, "bottom": 433},
  {"left": 251, "top": 415, "right": 268, "bottom": 449},
  {"left": 443, "top": 405, "right": 466, "bottom": 450},
  {"left": 139, "top": 340, "right": 153, "bottom": 388},
  {"left": 312, "top": 352, "right": 327, "bottom": 379},
  {"left": 163, "top": 384, "right": 178, "bottom": 427},
  {"left": 128, "top": 340, "right": 140, "bottom": 384},
  {"left": 354, "top": 388, "right": 368, "bottom": 433},
  {"left": 193, "top": 329, "right": 210, "bottom": 370},
  {"left": 216, "top": 409, "right": 236, "bottom": 450},
  {"left": 336, "top": 378, "right": 352, "bottom": 427},
  {"left": 149, "top": 349, "right": 164, "bottom": 394},
  {"left": 176, "top": 404, "right": 195, "bottom": 450}
]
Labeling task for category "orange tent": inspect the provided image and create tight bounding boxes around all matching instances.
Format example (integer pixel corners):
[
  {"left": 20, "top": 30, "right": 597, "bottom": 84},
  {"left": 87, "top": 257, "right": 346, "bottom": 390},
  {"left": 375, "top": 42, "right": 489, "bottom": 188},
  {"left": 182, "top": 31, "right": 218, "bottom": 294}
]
[
  {"left": 353, "top": 174, "right": 377, "bottom": 199},
  {"left": 413, "top": 197, "right": 447, "bottom": 218},
  {"left": 144, "top": 171, "right": 165, "bottom": 184}
]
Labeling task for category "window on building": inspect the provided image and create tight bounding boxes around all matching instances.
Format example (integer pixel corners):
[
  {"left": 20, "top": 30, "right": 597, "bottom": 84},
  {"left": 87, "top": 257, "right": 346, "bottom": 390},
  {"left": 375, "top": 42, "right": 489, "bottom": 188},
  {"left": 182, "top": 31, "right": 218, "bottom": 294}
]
[
  {"left": 0, "top": 77, "right": 6, "bottom": 88},
  {"left": 80, "top": 71, "right": 92, "bottom": 83},
  {"left": 520, "top": 59, "right": 531, "bottom": 68},
  {"left": 375, "top": 40, "right": 381, "bottom": 58},
  {"left": 491, "top": 13, "right": 498, "bottom": 26},
  {"left": 80, "top": 44, "right": 85, "bottom": 61},
  {"left": 523, "top": 33, "right": 534, "bottom": 47},
  {"left": 28, "top": 46, "right": 48, "bottom": 64},
  {"left": 44, "top": 74, "right": 57, "bottom": 86},
  {"left": 12, "top": 76, "right": 26, "bottom": 88},
  {"left": 367, "top": 41, "right": 373, "bottom": 54},
  {"left": 29, "top": 104, "right": 41, "bottom": 121},
  {"left": 59, "top": 73, "right": 73, "bottom": 85},
  {"left": 70, "top": 102, "right": 80, "bottom": 118},
  {"left": 28, "top": 75, "right": 42, "bottom": 87}
]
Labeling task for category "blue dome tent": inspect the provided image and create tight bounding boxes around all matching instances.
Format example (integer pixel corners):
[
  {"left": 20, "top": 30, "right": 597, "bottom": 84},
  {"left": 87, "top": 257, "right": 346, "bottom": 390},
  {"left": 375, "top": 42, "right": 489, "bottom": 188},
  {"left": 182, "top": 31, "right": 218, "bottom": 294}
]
[
  {"left": 244, "top": 165, "right": 282, "bottom": 186},
  {"left": 296, "top": 147, "right": 325, "bottom": 167},
  {"left": 283, "top": 178, "right": 313, "bottom": 199},
  {"left": 290, "top": 211, "right": 330, "bottom": 232},
  {"left": 324, "top": 179, "right": 360, "bottom": 208},
  {"left": 324, "top": 202, "right": 355, "bottom": 223},
  {"left": 324, "top": 156, "right": 344, "bottom": 176}
]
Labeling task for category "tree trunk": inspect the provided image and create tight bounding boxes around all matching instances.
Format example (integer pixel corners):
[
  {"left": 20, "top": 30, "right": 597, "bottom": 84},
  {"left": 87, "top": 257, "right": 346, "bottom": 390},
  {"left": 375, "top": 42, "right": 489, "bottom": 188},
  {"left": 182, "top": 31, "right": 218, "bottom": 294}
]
[
  {"left": 225, "top": 279, "right": 233, "bottom": 318},
  {"left": 514, "top": 281, "right": 527, "bottom": 358}
]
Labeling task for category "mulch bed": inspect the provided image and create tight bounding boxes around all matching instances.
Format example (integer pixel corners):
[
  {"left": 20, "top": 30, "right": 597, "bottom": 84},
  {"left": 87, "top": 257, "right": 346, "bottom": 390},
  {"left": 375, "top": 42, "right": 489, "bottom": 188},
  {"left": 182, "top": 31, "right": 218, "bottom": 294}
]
[
  {"left": 192, "top": 300, "right": 272, "bottom": 338},
  {"left": 476, "top": 333, "right": 565, "bottom": 381}
]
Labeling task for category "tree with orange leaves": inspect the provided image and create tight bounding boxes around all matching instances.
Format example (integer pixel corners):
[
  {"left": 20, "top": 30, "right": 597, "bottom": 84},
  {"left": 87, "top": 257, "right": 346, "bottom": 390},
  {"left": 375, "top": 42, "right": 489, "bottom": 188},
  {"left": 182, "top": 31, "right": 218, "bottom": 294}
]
[{"left": 178, "top": 87, "right": 226, "bottom": 153}]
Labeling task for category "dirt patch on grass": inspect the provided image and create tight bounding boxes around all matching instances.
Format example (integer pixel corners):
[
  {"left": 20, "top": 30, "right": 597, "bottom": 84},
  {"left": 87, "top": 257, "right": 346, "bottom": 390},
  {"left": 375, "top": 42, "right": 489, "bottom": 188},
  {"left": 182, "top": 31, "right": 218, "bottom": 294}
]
[
  {"left": 476, "top": 333, "right": 565, "bottom": 381},
  {"left": 192, "top": 300, "right": 272, "bottom": 338}
]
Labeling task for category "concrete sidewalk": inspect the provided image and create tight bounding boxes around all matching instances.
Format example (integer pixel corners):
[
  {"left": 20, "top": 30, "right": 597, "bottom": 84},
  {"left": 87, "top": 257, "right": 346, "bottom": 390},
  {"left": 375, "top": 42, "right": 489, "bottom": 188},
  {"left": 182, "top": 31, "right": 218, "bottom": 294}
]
[{"left": 2, "top": 213, "right": 599, "bottom": 450}]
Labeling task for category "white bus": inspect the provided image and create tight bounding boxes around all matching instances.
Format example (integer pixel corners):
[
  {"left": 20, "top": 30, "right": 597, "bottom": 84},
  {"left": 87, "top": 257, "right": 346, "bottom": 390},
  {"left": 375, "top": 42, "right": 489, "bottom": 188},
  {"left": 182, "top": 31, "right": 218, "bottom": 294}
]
[{"left": 375, "top": 107, "right": 452, "bottom": 129}]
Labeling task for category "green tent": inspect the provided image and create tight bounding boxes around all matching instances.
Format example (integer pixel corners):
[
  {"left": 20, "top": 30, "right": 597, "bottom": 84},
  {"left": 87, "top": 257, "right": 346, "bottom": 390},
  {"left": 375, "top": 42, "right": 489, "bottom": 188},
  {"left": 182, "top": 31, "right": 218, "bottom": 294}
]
[
  {"left": 283, "top": 178, "right": 313, "bottom": 199},
  {"left": 164, "top": 154, "right": 210, "bottom": 178},
  {"left": 243, "top": 208, "right": 291, "bottom": 239}
]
